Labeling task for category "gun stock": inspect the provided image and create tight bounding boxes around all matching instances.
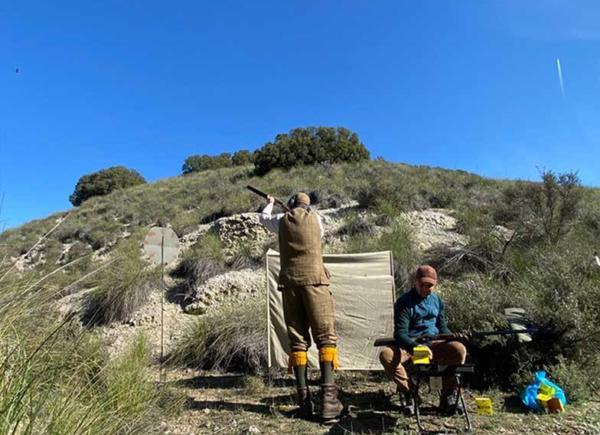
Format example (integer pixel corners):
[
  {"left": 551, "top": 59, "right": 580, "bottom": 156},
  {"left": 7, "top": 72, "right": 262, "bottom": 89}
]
[{"left": 373, "top": 337, "right": 395, "bottom": 347}]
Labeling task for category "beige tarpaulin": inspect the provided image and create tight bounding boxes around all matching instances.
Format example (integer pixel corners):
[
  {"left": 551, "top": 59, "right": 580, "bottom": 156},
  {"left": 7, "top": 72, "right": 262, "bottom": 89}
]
[{"left": 266, "top": 249, "right": 395, "bottom": 370}]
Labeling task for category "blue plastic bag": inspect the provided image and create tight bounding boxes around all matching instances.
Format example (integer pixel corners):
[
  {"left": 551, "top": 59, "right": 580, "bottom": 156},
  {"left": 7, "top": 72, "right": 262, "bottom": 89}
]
[{"left": 521, "top": 371, "right": 567, "bottom": 412}]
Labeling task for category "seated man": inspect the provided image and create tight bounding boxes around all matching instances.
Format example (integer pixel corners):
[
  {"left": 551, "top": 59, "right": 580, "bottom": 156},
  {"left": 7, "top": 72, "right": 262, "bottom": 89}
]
[{"left": 379, "top": 265, "right": 467, "bottom": 415}]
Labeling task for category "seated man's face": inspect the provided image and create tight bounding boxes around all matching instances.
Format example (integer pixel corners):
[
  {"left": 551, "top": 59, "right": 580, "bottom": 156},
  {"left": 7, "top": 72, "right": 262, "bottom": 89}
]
[{"left": 416, "top": 280, "right": 435, "bottom": 298}]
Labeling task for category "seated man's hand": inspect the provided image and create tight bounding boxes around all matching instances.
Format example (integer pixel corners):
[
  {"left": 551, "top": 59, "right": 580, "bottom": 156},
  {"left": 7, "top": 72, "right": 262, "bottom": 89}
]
[{"left": 451, "top": 332, "right": 470, "bottom": 342}]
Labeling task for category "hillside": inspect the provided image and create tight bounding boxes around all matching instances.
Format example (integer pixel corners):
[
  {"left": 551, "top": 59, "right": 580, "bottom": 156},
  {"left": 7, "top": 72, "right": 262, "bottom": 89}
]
[{"left": 1, "top": 160, "right": 600, "bottom": 434}]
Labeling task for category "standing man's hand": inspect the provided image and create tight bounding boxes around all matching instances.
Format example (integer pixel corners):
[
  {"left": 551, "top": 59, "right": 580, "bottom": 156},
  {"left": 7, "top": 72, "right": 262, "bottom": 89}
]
[
  {"left": 451, "top": 332, "right": 470, "bottom": 342},
  {"left": 267, "top": 195, "right": 275, "bottom": 205}
]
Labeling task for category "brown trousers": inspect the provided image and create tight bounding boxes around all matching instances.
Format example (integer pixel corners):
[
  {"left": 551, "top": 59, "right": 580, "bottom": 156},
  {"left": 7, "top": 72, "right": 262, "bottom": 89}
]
[
  {"left": 379, "top": 341, "right": 467, "bottom": 392},
  {"left": 282, "top": 284, "right": 337, "bottom": 352}
]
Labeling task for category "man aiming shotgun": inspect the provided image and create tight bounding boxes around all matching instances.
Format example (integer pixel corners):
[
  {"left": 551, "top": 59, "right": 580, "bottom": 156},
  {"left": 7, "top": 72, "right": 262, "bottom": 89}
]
[{"left": 248, "top": 186, "right": 342, "bottom": 422}]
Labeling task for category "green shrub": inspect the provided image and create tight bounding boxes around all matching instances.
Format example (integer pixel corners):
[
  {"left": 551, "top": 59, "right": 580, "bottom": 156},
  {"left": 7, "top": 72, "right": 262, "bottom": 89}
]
[
  {"left": 69, "top": 166, "right": 146, "bottom": 206},
  {"left": 356, "top": 175, "right": 414, "bottom": 216},
  {"left": 493, "top": 170, "right": 584, "bottom": 245},
  {"left": 0, "top": 255, "right": 176, "bottom": 433},
  {"left": 345, "top": 218, "right": 419, "bottom": 290},
  {"left": 578, "top": 191, "right": 600, "bottom": 244},
  {"left": 170, "top": 232, "right": 228, "bottom": 303},
  {"left": 82, "top": 238, "right": 159, "bottom": 326},
  {"left": 182, "top": 152, "right": 232, "bottom": 174},
  {"left": 182, "top": 150, "right": 254, "bottom": 175},
  {"left": 171, "top": 210, "right": 202, "bottom": 236},
  {"left": 379, "top": 219, "right": 421, "bottom": 290},
  {"left": 232, "top": 149, "right": 254, "bottom": 166},
  {"left": 549, "top": 355, "right": 600, "bottom": 402},
  {"left": 435, "top": 207, "right": 512, "bottom": 279},
  {"left": 442, "top": 240, "right": 600, "bottom": 395},
  {"left": 253, "top": 126, "right": 369, "bottom": 175},
  {"left": 169, "top": 293, "right": 267, "bottom": 373},
  {"left": 337, "top": 212, "right": 376, "bottom": 238},
  {"left": 356, "top": 165, "right": 460, "bottom": 215}
]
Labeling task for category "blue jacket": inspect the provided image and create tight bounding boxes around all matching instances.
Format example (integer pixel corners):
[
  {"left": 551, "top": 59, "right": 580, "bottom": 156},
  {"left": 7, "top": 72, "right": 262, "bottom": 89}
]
[{"left": 393, "top": 288, "right": 451, "bottom": 352}]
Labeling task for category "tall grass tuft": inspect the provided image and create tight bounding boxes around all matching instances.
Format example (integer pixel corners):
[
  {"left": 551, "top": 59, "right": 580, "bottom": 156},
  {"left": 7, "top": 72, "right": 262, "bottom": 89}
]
[
  {"left": 169, "top": 292, "right": 267, "bottom": 373},
  {"left": 82, "top": 238, "right": 159, "bottom": 326},
  {"left": 345, "top": 218, "right": 420, "bottom": 290}
]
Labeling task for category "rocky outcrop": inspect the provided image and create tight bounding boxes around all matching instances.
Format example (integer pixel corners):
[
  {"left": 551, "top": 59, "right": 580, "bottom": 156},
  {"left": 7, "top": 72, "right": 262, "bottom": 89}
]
[
  {"left": 401, "top": 209, "right": 468, "bottom": 252},
  {"left": 213, "top": 213, "right": 273, "bottom": 256}
]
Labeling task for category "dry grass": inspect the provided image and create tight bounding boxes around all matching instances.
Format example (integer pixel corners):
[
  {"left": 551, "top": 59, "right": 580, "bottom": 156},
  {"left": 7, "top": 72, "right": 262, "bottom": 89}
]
[
  {"left": 169, "top": 293, "right": 267, "bottom": 373},
  {"left": 82, "top": 238, "right": 160, "bottom": 326},
  {"left": 0, "top": 239, "right": 178, "bottom": 434}
]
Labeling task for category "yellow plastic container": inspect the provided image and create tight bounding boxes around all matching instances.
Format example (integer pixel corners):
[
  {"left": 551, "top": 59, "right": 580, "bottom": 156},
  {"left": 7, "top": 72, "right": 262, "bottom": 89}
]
[
  {"left": 475, "top": 397, "right": 493, "bottom": 415},
  {"left": 412, "top": 346, "right": 431, "bottom": 365},
  {"left": 537, "top": 393, "right": 553, "bottom": 409},
  {"left": 539, "top": 383, "right": 556, "bottom": 397}
]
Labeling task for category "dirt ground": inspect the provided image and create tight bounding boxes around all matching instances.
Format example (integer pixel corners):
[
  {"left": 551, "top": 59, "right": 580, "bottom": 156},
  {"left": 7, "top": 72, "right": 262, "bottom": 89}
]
[{"left": 159, "top": 369, "right": 600, "bottom": 435}]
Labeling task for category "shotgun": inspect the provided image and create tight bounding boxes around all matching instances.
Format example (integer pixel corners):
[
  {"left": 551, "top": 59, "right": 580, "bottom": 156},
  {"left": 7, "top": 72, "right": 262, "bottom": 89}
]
[
  {"left": 373, "top": 328, "right": 540, "bottom": 347},
  {"left": 246, "top": 185, "right": 292, "bottom": 213},
  {"left": 373, "top": 308, "right": 547, "bottom": 347}
]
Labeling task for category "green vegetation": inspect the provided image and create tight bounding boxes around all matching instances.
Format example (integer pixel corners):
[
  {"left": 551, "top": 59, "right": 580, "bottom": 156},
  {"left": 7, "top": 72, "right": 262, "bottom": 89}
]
[
  {"left": 168, "top": 293, "right": 267, "bottom": 373},
  {"left": 341, "top": 215, "right": 420, "bottom": 289},
  {"left": 441, "top": 171, "right": 600, "bottom": 399},
  {"left": 0, "top": 160, "right": 495, "bottom": 260},
  {"left": 82, "top": 237, "right": 160, "bottom": 326},
  {"left": 253, "top": 126, "right": 370, "bottom": 175},
  {"left": 182, "top": 149, "right": 254, "bottom": 175},
  {"left": 0, "top": 260, "right": 178, "bottom": 434},
  {"left": 231, "top": 149, "right": 254, "bottom": 166},
  {"left": 69, "top": 166, "right": 146, "bottom": 206},
  {"left": 1, "top": 159, "right": 599, "bottom": 408}
]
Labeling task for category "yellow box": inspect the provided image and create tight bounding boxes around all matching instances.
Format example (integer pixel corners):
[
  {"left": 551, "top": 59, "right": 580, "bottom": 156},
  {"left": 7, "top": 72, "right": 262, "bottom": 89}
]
[
  {"left": 537, "top": 393, "right": 553, "bottom": 408},
  {"left": 539, "top": 383, "right": 556, "bottom": 397},
  {"left": 412, "top": 346, "right": 430, "bottom": 365},
  {"left": 475, "top": 397, "right": 493, "bottom": 415}
]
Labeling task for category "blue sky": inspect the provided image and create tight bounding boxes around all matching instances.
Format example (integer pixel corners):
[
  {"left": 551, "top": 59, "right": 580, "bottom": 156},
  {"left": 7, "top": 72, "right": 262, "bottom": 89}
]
[{"left": 1, "top": 1, "right": 599, "bottom": 229}]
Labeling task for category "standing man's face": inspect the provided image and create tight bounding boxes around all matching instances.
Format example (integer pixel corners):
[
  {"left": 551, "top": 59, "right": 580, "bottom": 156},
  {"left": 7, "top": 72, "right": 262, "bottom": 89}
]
[{"left": 416, "top": 280, "right": 435, "bottom": 298}]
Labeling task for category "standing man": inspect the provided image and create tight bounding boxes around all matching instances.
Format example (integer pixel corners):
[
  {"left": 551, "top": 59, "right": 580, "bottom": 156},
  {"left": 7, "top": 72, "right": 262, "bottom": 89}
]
[
  {"left": 379, "top": 265, "right": 467, "bottom": 415},
  {"left": 260, "top": 192, "right": 343, "bottom": 421}
]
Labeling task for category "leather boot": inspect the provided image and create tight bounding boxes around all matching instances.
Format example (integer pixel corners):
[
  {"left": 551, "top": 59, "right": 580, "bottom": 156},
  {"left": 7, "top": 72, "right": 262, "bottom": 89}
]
[
  {"left": 295, "top": 386, "right": 313, "bottom": 419},
  {"left": 321, "top": 384, "right": 344, "bottom": 421}
]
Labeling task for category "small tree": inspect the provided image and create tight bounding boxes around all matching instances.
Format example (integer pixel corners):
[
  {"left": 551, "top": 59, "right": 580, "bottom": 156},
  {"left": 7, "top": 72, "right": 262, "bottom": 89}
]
[
  {"left": 535, "top": 170, "right": 583, "bottom": 243},
  {"left": 253, "top": 126, "right": 369, "bottom": 175},
  {"left": 69, "top": 166, "right": 146, "bottom": 206},
  {"left": 497, "top": 170, "right": 583, "bottom": 244}
]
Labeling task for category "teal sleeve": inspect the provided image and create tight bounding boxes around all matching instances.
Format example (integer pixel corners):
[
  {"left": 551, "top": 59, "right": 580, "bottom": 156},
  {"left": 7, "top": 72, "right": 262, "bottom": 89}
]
[
  {"left": 394, "top": 301, "right": 419, "bottom": 352},
  {"left": 436, "top": 297, "right": 451, "bottom": 334}
]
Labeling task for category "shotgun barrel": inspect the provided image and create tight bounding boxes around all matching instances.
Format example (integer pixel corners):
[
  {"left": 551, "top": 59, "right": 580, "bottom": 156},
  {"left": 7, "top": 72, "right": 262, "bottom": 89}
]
[
  {"left": 246, "top": 185, "right": 292, "bottom": 213},
  {"left": 373, "top": 328, "right": 539, "bottom": 347}
]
